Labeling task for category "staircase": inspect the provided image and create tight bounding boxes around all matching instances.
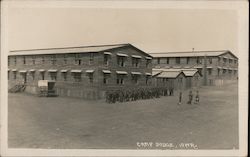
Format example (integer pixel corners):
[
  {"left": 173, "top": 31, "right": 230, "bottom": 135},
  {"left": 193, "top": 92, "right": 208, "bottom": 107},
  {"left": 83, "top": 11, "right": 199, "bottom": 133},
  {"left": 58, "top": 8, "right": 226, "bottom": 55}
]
[{"left": 8, "top": 84, "right": 26, "bottom": 93}]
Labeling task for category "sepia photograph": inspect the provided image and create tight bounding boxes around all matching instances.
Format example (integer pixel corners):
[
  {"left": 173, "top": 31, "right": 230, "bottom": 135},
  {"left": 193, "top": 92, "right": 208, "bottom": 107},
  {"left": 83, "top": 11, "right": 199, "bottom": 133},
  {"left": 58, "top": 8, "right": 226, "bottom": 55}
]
[{"left": 0, "top": 0, "right": 248, "bottom": 156}]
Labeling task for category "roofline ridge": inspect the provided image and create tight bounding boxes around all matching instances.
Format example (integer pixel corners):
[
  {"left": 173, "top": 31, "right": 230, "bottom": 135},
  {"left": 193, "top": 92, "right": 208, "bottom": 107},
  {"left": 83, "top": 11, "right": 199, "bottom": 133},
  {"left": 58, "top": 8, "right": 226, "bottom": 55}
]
[
  {"left": 149, "top": 50, "right": 229, "bottom": 54},
  {"left": 10, "top": 43, "right": 130, "bottom": 52}
]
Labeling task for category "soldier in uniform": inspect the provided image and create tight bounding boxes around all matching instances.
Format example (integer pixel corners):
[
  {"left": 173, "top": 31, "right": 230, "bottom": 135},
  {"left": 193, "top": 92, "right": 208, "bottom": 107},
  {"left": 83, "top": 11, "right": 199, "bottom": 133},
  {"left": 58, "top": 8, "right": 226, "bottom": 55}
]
[
  {"left": 187, "top": 90, "right": 193, "bottom": 104},
  {"left": 194, "top": 90, "right": 199, "bottom": 104}
]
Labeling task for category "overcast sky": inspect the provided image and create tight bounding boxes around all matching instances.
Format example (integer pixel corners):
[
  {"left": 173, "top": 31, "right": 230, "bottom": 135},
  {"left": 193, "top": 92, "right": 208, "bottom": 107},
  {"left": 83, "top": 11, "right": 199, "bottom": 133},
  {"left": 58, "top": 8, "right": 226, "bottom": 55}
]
[{"left": 8, "top": 8, "right": 238, "bottom": 55}]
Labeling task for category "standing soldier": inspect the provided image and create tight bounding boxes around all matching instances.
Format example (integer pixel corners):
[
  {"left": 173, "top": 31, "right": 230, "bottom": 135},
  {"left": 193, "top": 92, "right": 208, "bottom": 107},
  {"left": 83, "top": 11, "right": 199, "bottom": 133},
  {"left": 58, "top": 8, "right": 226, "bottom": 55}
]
[
  {"left": 187, "top": 90, "right": 193, "bottom": 104},
  {"left": 178, "top": 91, "right": 182, "bottom": 105},
  {"left": 195, "top": 90, "right": 199, "bottom": 104}
]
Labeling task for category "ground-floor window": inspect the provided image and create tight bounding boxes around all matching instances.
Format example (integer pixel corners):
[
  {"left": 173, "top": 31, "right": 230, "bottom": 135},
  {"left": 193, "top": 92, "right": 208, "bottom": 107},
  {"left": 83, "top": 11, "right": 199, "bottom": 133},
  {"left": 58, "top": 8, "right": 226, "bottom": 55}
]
[
  {"left": 62, "top": 73, "right": 67, "bottom": 81},
  {"left": 217, "top": 69, "right": 220, "bottom": 76},
  {"left": 30, "top": 72, "right": 35, "bottom": 80},
  {"left": 8, "top": 71, "right": 10, "bottom": 80},
  {"left": 13, "top": 72, "right": 17, "bottom": 80},
  {"left": 103, "top": 73, "right": 110, "bottom": 84},
  {"left": 49, "top": 72, "right": 57, "bottom": 80},
  {"left": 208, "top": 69, "right": 212, "bottom": 75},
  {"left": 223, "top": 69, "right": 226, "bottom": 74},
  {"left": 146, "top": 76, "right": 151, "bottom": 85},
  {"left": 88, "top": 73, "right": 94, "bottom": 83},
  {"left": 117, "top": 75, "right": 125, "bottom": 85},
  {"left": 73, "top": 73, "right": 82, "bottom": 82},
  {"left": 131, "top": 75, "right": 139, "bottom": 84},
  {"left": 40, "top": 72, "right": 45, "bottom": 80}
]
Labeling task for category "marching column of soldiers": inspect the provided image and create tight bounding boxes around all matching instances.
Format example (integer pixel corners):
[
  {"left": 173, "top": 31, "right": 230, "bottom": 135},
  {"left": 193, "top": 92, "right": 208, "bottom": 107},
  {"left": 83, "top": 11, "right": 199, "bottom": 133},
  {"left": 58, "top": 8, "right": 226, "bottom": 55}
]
[{"left": 106, "top": 87, "right": 174, "bottom": 103}]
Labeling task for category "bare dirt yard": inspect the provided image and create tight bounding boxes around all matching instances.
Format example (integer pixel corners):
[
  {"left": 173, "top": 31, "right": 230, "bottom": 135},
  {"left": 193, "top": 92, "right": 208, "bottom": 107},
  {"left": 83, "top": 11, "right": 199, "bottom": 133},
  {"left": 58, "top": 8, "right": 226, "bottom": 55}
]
[{"left": 8, "top": 82, "right": 238, "bottom": 149}]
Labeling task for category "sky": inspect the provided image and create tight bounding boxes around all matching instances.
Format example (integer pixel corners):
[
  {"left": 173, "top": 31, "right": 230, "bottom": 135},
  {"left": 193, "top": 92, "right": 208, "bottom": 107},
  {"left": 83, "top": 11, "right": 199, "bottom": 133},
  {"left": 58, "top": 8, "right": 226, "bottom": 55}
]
[{"left": 8, "top": 7, "right": 238, "bottom": 55}]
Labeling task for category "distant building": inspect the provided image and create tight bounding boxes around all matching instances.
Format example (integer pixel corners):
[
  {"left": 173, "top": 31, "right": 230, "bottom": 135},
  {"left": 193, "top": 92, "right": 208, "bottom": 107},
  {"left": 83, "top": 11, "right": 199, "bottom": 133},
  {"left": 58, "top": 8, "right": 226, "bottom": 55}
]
[
  {"left": 8, "top": 44, "right": 153, "bottom": 99},
  {"left": 150, "top": 50, "right": 238, "bottom": 86}
]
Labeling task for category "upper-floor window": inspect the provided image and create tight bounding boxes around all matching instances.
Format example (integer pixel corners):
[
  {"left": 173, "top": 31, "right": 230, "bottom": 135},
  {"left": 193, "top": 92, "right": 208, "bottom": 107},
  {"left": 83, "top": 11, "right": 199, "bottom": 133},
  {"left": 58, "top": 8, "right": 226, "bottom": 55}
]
[
  {"left": 51, "top": 55, "right": 56, "bottom": 65},
  {"left": 73, "top": 73, "right": 81, "bottom": 82},
  {"left": 218, "top": 57, "right": 221, "bottom": 63},
  {"left": 8, "top": 71, "right": 10, "bottom": 80},
  {"left": 186, "top": 57, "right": 190, "bottom": 64},
  {"left": 13, "top": 71, "right": 17, "bottom": 80},
  {"left": 132, "top": 58, "right": 140, "bottom": 68},
  {"left": 196, "top": 57, "right": 202, "bottom": 64},
  {"left": 209, "top": 57, "right": 212, "bottom": 64},
  {"left": 116, "top": 75, "right": 124, "bottom": 85},
  {"left": 42, "top": 56, "right": 45, "bottom": 64},
  {"left": 166, "top": 58, "right": 169, "bottom": 64},
  {"left": 157, "top": 58, "right": 160, "bottom": 64},
  {"left": 117, "top": 56, "right": 126, "bottom": 67},
  {"left": 31, "top": 72, "right": 35, "bottom": 80},
  {"left": 229, "top": 59, "right": 232, "bottom": 64},
  {"left": 49, "top": 72, "right": 57, "bottom": 80},
  {"left": 223, "top": 58, "right": 227, "bottom": 63},
  {"left": 104, "top": 54, "right": 109, "bottom": 65},
  {"left": 23, "top": 56, "right": 26, "bottom": 64},
  {"left": 89, "top": 53, "right": 94, "bottom": 64},
  {"left": 32, "top": 56, "right": 36, "bottom": 65},
  {"left": 88, "top": 73, "right": 94, "bottom": 83},
  {"left": 175, "top": 57, "right": 180, "bottom": 64},
  {"left": 64, "top": 54, "right": 68, "bottom": 64},
  {"left": 75, "top": 54, "right": 81, "bottom": 65},
  {"left": 234, "top": 60, "right": 237, "bottom": 64},
  {"left": 146, "top": 59, "right": 151, "bottom": 68},
  {"left": 131, "top": 74, "right": 139, "bottom": 84},
  {"left": 8, "top": 57, "right": 10, "bottom": 66},
  {"left": 208, "top": 68, "right": 212, "bottom": 75},
  {"left": 14, "top": 57, "right": 17, "bottom": 65}
]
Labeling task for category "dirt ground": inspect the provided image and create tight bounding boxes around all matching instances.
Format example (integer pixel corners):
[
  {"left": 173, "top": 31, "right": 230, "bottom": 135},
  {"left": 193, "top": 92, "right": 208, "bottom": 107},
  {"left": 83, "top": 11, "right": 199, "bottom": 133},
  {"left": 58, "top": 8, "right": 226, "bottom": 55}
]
[{"left": 8, "top": 82, "right": 238, "bottom": 149}]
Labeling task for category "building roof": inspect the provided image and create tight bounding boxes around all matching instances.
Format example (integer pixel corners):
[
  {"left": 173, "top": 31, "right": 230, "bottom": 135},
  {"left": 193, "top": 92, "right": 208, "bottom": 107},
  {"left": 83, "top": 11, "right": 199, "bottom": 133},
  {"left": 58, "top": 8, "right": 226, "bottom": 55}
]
[
  {"left": 150, "top": 50, "right": 237, "bottom": 59},
  {"left": 153, "top": 68, "right": 200, "bottom": 77},
  {"left": 9, "top": 43, "right": 152, "bottom": 57},
  {"left": 156, "top": 71, "right": 183, "bottom": 78}
]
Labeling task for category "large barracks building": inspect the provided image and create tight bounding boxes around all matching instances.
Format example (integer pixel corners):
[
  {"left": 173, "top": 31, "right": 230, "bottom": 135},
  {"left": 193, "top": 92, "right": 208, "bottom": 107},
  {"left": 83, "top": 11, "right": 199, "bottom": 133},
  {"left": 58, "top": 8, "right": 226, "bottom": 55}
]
[
  {"left": 150, "top": 50, "right": 238, "bottom": 86},
  {"left": 8, "top": 44, "right": 238, "bottom": 99},
  {"left": 8, "top": 44, "right": 153, "bottom": 99}
]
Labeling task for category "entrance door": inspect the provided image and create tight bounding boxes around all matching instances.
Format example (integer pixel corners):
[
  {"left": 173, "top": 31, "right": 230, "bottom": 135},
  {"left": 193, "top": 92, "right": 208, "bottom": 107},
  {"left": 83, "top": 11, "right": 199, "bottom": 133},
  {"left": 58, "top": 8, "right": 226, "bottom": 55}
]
[{"left": 21, "top": 73, "right": 27, "bottom": 83}]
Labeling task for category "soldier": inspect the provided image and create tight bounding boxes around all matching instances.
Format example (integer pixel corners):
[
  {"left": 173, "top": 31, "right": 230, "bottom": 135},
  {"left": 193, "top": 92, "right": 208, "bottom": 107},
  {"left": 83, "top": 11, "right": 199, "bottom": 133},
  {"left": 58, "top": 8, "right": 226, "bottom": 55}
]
[
  {"left": 187, "top": 90, "right": 193, "bottom": 104},
  {"left": 194, "top": 90, "right": 199, "bottom": 104},
  {"left": 178, "top": 91, "right": 182, "bottom": 105}
]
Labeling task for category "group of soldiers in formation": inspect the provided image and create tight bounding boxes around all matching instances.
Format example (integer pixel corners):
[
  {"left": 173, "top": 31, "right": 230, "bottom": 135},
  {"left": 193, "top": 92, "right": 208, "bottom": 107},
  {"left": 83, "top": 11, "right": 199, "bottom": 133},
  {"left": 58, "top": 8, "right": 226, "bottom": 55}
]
[{"left": 105, "top": 87, "right": 174, "bottom": 103}]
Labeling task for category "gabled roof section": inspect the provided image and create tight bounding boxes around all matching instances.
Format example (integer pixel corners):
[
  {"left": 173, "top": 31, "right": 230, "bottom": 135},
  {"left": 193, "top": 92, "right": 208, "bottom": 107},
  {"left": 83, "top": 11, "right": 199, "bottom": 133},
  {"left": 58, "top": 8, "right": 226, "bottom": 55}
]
[
  {"left": 156, "top": 71, "right": 183, "bottom": 78},
  {"left": 9, "top": 43, "right": 151, "bottom": 57},
  {"left": 153, "top": 68, "right": 201, "bottom": 77},
  {"left": 150, "top": 50, "right": 237, "bottom": 59}
]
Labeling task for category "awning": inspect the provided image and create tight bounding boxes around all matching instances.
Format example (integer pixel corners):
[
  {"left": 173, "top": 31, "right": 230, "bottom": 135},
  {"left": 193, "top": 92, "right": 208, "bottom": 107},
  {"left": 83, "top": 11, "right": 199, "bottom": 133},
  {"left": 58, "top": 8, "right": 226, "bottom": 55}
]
[
  {"left": 19, "top": 70, "right": 27, "bottom": 73},
  {"left": 71, "top": 70, "right": 82, "bottom": 73},
  {"left": 117, "top": 53, "right": 128, "bottom": 57},
  {"left": 145, "top": 73, "right": 152, "bottom": 76},
  {"left": 38, "top": 69, "right": 45, "bottom": 72},
  {"left": 206, "top": 67, "right": 213, "bottom": 69},
  {"left": 222, "top": 67, "right": 228, "bottom": 70},
  {"left": 217, "top": 66, "right": 222, "bottom": 69},
  {"left": 102, "top": 70, "right": 111, "bottom": 74},
  {"left": 12, "top": 69, "right": 17, "bottom": 72},
  {"left": 116, "top": 71, "right": 128, "bottom": 75},
  {"left": 104, "top": 52, "right": 112, "bottom": 55},
  {"left": 29, "top": 69, "right": 36, "bottom": 72},
  {"left": 131, "top": 72, "right": 142, "bottom": 75},
  {"left": 48, "top": 69, "right": 58, "bottom": 72},
  {"left": 223, "top": 56, "right": 228, "bottom": 59},
  {"left": 8, "top": 69, "right": 10, "bottom": 71},
  {"left": 60, "top": 70, "right": 68, "bottom": 73},
  {"left": 86, "top": 70, "right": 95, "bottom": 73},
  {"left": 145, "top": 57, "right": 152, "bottom": 60},
  {"left": 131, "top": 55, "right": 142, "bottom": 59}
]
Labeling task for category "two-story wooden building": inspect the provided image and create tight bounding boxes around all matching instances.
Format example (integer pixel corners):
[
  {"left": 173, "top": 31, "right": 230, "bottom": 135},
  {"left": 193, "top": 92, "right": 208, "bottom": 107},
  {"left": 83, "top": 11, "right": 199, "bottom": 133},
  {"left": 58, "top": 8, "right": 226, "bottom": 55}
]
[
  {"left": 150, "top": 50, "right": 238, "bottom": 86},
  {"left": 8, "top": 43, "right": 153, "bottom": 99}
]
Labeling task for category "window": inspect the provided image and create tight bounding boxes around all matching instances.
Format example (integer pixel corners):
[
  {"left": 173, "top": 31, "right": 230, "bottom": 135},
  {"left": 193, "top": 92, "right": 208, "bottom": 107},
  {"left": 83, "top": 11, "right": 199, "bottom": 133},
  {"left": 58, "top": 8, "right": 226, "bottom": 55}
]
[
  {"left": 75, "top": 54, "right": 81, "bottom": 65},
  {"left": 131, "top": 75, "right": 139, "bottom": 84},
  {"left": 8, "top": 57, "right": 10, "bottom": 66},
  {"left": 8, "top": 71, "right": 10, "bottom": 80},
  {"left": 229, "top": 70, "right": 232, "bottom": 74},
  {"left": 223, "top": 69, "right": 226, "bottom": 74},
  {"left": 89, "top": 53, "right": 94, "bottom": 64},
  {"left": 175, "top": 57, "right": 180, "bottom": 64},
  {"left": 218, "top": 57, "right": 221, "bottom": 63},
  {"left": 234, "top": 60, "right": 237, "bottom": 64},
  {"left": 198, "top": 68, "right": 202, "bottom": 75},
  {"left": 157, "top": 58, "right": 160, "bottom": 64},
  {"left": 51, "top": 55, "right": 56, "bottom": 65},
  {"left": 234, "top": 70, "right": 237, "bottom": 75},
  {"left": 13, "top": 72, "right": 17, "bottom": 80},
  {"left": 62, "top": 73, "right": 67, "bottom": 81},
  {"left": 116, "top": 75, "right": 124, "bottom": 85},
  {"left": 146, "top": 76, "right": 150, "bottom": 85},
  {"left": 23, "top": 56, "right": 26, "bottom": 64},
  {"left": 196, "top": 57, "right": 202, "bottom": 64},
  {"left": 88, "top": 73, "right": 94, "bottom": 83},
  {"left": 104, "top": 54, "right": 109, "bottom": 65},
  {"left": 31, "top": 72, "right": 35, "bottom": 80},
  {"left": 186, "top": 57, "right": 190, "bottom": 64},
  {"left": 223, "top": 58, "right": 227, "bottom": 63},
  {"left": 73, "top": 73, "right": 81, "bottom": 82},
  {"left": 166, "top": 58, "right": 169, "bottom": 64},
  {"left": 117, "top": 56, "right": 125, "bottom": 67},
  {"left": 49, "top": 72, "right": 57, "bottom": 80},
  {"left": 42, "top": 56, "right": 45, "bottom": 64},
  {"left": 217, "top": 69, "right": 220, "bottom": 76},
  {"left": 146, "top": 59, "right": 151, "bottom": 68},
  {"left": 209, "top": 57, "right": 212, "bottom": 64},
  {"left": 40, "top": 72, "right": 45, "bottom": 80},
  {"left": 103, "top": 73, "right": 110, "bottom": 84},
  {"left": 14, "top": 57, "right": 17, "bottom": 65},
  {"left": 178, "top": 77, "right": 183, "bottom": 83},
  {"left": 64, "top": 55, "right": 68, "bottom": 64},
  {"left": 208, "top": 69, "right": 212, "bottom": 75},
  {"left": 32, "top": 56, "right": 36, "bottom": 65},
  {"left": 132, "top": 58, "right": 140, "bottom": 67}
]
